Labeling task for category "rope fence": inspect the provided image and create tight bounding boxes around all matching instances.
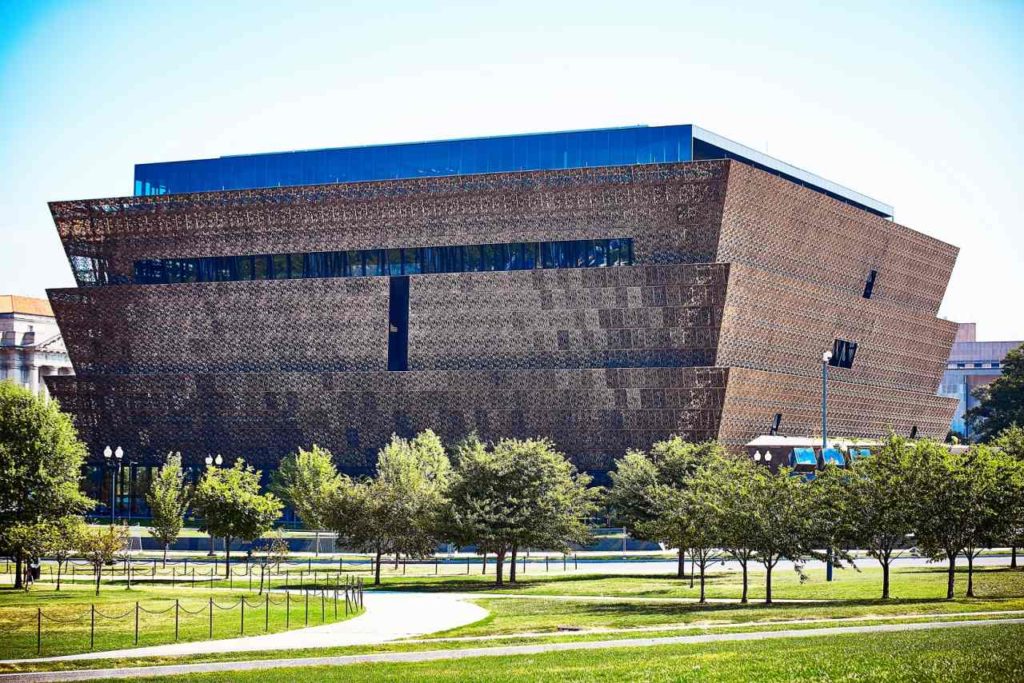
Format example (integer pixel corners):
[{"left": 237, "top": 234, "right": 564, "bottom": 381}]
[{"left": 26, "top": 576, "right": 365, "bottom": 656}]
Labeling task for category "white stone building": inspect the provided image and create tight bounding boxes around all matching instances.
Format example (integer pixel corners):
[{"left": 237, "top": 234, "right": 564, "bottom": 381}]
[{"left": 0, "top": 294, "right": 74, "bottom": 399}]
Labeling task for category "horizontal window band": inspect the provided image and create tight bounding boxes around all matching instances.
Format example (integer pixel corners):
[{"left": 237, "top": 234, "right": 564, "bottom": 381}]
[{"left": 132, "top": 237, "right": 635, "bottom": 285}]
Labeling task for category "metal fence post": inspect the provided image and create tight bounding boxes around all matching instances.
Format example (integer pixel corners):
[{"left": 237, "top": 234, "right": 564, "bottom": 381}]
[
  {"left": 134, "top": 602, "right": 139, "bottom": 645},
  {"left": 286, "top": 590, "right": 290, "bottom": 629},
  {"left": 240, "top": 597, "right": 245, "bottom": 635},
  {"left": 175, "top": 599, "right": 179, "bottom": 641},
  {"left": 208, "top": 597, "right": 213, "bottom": 638},
  {"left": 265, "top": 595, "right": 269, "bottom": 632},
  {"left": 36, "top": 607, "right": 41, "bottom": 655},
  {"left": 305, "top": 589, "right": 309, "bottom": 626},
  {"left": 90, "top": 604, "right": 95, "bottom": 650}
]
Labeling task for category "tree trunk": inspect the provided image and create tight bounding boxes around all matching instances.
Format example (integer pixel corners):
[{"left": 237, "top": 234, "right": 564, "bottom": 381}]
[
  {"left": 689, "top": 553, "right": 695, "bottom": 589},
  {"left": 259, "top": 564, "right": 265, "bottom": 595},
  {"left": 740, "top": 560, "right": 748, "bottom": 604},
  {"left": 13, "top": 555, "right": 22, "bottom": 590},
  {"left": 946, "top": 554, "right": 956, "bottom": 600},
  {"left": 1012, "top": 546, "right": 1018, "bottom": 570},
  {"left": 374, "top": 549, "right": 382, "bottom": 586},
  {"left": 967, "top": 554, "right": 975, "bottom": 598},
  {"left": 56, "top": 560, "right": 63, "bottom": 591},
  {"left": 163, "top": 544, "right": 169, "bottom": 567},
  {"left": 482, "top": 553, "right": 487, "bottom": 575},
  {"left": 765, "top": 563, "right": 773, "bottom": 605},
  {"left": 699, "top": 560, "right": 706, "bottom": 604},
  {"left": 314, "top": 530, "right": 320, "bottom": 557},
  {"left": 495, "top": 550, "right": 506, "bottom": 586},
  {"left": 676, "top": 548, "right": 685, "bottom": 579},
  {"left": 882, "top": 559, "right": 890, "bottom": 600},
  {"left": 95, "top": 565, "right": 102, "bottom": 595},
  {"left": 394, "top": 552, "right": 400, "bottom": 570},
  {"left": 509, "top": 546, "right": 518, "bottom": 584},
  {"left": 225, "top": 537, "right": 232, "bottom": 578}
]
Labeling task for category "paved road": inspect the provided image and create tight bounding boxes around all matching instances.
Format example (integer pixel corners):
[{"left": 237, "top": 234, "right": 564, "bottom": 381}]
[
  {"left": 2, "top": 592, "right": 487, "bottom": 664},
  {"left": 2, "top": 617, "right": 1020, "bottom": 682}
]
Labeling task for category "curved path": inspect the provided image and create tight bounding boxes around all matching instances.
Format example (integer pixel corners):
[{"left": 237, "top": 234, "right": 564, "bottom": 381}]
[
  {"left": 1, "top": 617, "right": 1021, "bottom": 682},
  {"left": 3, "top": 592, "right": 487, "bottom": 664}
]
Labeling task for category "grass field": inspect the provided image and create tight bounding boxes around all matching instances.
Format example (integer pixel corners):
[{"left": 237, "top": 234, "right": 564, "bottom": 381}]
[
  {"left": 0, "top": 583, "right": 362, "bottom": 660},
  {"left": 80, "top": 622, "right": 1024, "bottom": 682},
  {"left": 371, "top": 561, "right": 1022, "bottom": 601}
]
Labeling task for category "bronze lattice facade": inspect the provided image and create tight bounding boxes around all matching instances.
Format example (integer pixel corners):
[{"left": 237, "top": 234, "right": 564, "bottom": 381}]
[{"left": 47, "top": 156, "right": 958, "bottom": 478}]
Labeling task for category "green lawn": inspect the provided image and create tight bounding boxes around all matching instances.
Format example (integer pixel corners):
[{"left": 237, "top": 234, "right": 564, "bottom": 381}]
[
  {"left": 0, "top": 583, "right": 362, "bottom": 660},
  {"left": 370, "top": 563, "right": 1024, "bottom": 602},
  {"left": 87, "top": 622, "right": 1024, "bottom": 682}
]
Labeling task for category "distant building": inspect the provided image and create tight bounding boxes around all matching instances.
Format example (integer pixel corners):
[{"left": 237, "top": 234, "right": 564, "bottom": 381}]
[
  {"left": 0, "top": 294, "right": 74, "bottom": 399},
  {"left": 939, "top": 323, "right": 1022, "bottom": 438}
]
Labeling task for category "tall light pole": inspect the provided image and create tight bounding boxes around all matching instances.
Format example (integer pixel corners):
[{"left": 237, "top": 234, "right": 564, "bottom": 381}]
[
  {"left": 204, "top": 455, "right": 223, "bottom": 556},
  {"left": 821, "top": 350, "right": 833, "bottom": 582},
  {"left": 103, "top": 446, "right": 124, "bottom": 525}
]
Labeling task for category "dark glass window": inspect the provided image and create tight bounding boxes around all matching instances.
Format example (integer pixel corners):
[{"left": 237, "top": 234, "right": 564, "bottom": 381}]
[
  {"left": 133, "top": 237, "right": 635, "bottom": 286},
  {"left": 272, "top": 254, "right": 289, "bottom": 280},
  {"left": 829, "top": 338, "right": 858, "bottom": 369},
  {"left": 365, "top": 250, "right": 383, "bottom": 276},
  {"left": 289, "top": 254, "right": 305, "bottom": 278},
  {"left": 863, "top": 269, "right": 877, "bottom": 299},
  {"left": 237, "top": 256, "right": 254, "bottom": 280}
]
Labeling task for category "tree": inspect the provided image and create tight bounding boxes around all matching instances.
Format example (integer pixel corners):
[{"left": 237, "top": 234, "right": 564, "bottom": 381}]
[
  {"left": 0, "top": 381, "right": 92, "bottom": 588},
  {"left": 806, "top": 464, "right": 858, "bottom": 582},
  {"left": 992, "top": 426, "right": 1024, "bottom": 567},
  {"left": 672, "top": 463, "right": 726, "bottom": 603},
  {"left": 146, "top": 452, "right": 190, "bottom": 565},
  {"left": 192, "top": 459, "right": 283, "bottom": 577},
  {"left": 444, "top": 438, "right": 597, "bottom": 586},
  {"left": 327, "top": 430, "right": 452, "bottom": 586},
  {"left": 0, "top": 520, "right": 52, "bottom": 590},
  {"left": 911, "top": 440, "right": 1014, "bottom": 599},
  {"left": 328, "top": 477, "right": 394, "bottom": 586},
  {"left": 271, "top": 445, "right": 343, "bottom": 556},
  {"left": 80, "top": 525, "right": 130, "bottom": 595},
  {"left": 608, "top": 439, "right": 726, "bottom": 579},
  {"left": 700, "top": 454, "right": 760, "bottom": 603},
  {"left": 846, "top": 435, "right": 919, "bottom": 599},
  {"left": 746, "top": 467, "right": 818, "bottom": 604},
  {"left": 967, "top": 343, "right": 1024, "bottom": 441},
  {"left": 47, "top": 516, "right": 87, "bottom": 591},
  {"left": 253, "top": 529, "right": 289, "bottom": 595},
  {"left": 375, "top": 431, "right": 451, "bottom": 564}
]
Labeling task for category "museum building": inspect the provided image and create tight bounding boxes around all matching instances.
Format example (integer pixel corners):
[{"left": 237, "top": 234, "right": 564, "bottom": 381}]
[{"left": 45, "top": 124, "right": 959, "bottom": 513}]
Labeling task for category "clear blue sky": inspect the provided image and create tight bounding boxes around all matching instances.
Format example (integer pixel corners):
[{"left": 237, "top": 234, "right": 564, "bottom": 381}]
[{"left": 1, "top": 0, "right": 1021, "bottom": 338}]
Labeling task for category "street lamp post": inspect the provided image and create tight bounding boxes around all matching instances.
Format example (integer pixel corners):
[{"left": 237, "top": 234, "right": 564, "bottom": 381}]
[
  {"left": 821, "top": 350, "right": 833, "bottom": 582},
  {"left": 204, "top": 455, "right": 223, "bottom": 556},
  {"left": 103, "top": 446, "right": 124, "bottom": 525}
]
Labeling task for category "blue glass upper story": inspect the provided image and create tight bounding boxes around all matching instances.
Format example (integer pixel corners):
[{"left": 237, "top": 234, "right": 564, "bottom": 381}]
[{"left": 133, "top": 124, "right": 893, "bottom": 217}]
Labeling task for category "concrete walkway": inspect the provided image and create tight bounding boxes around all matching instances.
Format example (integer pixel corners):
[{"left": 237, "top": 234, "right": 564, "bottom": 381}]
[
  {"left": 3, "top": 592, "right": 487, "bottom": 664},
  {"left": 2, "top": 617, "right": 1021, "bottom": 682}
]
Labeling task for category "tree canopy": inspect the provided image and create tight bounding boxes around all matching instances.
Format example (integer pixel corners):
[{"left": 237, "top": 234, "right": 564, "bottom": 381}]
[
  {"left": 271, "top": 445, "right": 344, "bottom": 555},
  {"left": 192, "top": 459, "right": 283, "bottom": 576},
  {"left": 444, "top": 437, "right": 597, "bottom": 585},
  {"left": 0, "top": 381, "right": 92, "bottom": 587},
  {"left": 967, "top": 343, "right": 1024, "bottom": 441},
  {"left": 146, "top": 452, "right": 190, "bottom": 564}
]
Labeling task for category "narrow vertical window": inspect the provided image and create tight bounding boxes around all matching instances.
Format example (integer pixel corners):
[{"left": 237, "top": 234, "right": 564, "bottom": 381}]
[
  {"left": 863, "top": 269, "right": 877, "bottom": 299},
  {"left": 388, "top": 276, "right": 410, "bottom": 371}
]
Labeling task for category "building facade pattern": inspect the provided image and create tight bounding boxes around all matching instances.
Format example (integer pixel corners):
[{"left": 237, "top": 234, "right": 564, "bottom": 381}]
[{"left": 46, "top": 159, "right": 958, "bottom": 477}]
